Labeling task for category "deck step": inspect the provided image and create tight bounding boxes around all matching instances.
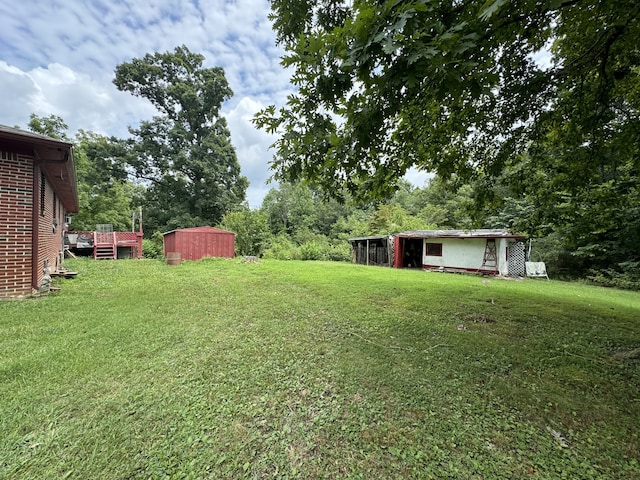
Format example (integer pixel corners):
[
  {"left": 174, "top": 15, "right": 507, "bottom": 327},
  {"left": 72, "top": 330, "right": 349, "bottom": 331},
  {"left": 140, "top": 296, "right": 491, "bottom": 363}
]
[
  {"left": 93, "top": 231, "right": 117, "bottom": 260},
  {"left": 95, "top": 245, "right": 116, "bottom": 260}
]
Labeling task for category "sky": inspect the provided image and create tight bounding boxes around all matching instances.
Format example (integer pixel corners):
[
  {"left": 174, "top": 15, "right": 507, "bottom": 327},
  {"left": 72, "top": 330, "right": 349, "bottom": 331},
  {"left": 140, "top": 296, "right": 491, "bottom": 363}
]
[{"left": 0, "top": 0, "right": 429, "bottom": 208}]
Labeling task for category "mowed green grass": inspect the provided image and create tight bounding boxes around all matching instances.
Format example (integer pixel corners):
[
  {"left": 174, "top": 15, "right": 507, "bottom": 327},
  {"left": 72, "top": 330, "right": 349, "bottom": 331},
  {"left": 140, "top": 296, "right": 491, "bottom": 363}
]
[{"left": 1, "top": 258, "right": 638, "bottom": 479}]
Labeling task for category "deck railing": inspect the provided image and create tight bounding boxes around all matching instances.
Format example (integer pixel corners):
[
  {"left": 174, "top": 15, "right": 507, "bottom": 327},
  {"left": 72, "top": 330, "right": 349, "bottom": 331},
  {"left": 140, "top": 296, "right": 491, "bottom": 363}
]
[{"left": 78, "top": 231, "right": 143, "bottom": 259}]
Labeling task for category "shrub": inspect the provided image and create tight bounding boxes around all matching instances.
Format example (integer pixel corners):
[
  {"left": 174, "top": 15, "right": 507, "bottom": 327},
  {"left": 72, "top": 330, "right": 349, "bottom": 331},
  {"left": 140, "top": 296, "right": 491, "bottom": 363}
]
[
  {"left": 143, "top": 231, "right": 164, "bottom": 259},
  {"left": 263, "top": 234, "right": 299, "bottom": 260},
  {"left": 299, "top": 240, "right": 329, "bottom": 260},
  {"left": 327, "top": 242, "right": 352, "bottom": 262},
  {"left": 587, "top": 261, "right": 640, "bottom": 290},
  {"left": 220, "top": 210, "right": 271, "bottom": 257}
]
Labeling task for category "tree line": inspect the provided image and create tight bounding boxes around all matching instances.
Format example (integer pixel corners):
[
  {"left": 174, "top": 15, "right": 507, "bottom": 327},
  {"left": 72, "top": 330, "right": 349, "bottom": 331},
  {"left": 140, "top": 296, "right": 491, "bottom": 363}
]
[
  {"left": 254, "top": 0, "right": 639, "bottom": 289},
  {"left": 24, "top": 1, "right": 639, "bottom": 292}
]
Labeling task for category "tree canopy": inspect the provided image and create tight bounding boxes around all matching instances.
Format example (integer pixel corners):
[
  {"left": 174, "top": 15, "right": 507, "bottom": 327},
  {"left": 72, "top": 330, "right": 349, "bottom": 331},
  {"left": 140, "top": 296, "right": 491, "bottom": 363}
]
[
  {"left": 27, "top": 115, "right": 142, "bottom": 232},
  {"left": 114, "top": 45, "right": 248, "bottom": 233},
  {"left": 27, "top": 113, "right": 70, "bottom": 141},
  {"left": 256, "top": 0, "right": 639, "bottom": 285},
  {"left": 256, "top": 0, "right": 639, "bottom": 201},
  {"left": 70, "top": 131, "right": 143, "bottom": 232}
]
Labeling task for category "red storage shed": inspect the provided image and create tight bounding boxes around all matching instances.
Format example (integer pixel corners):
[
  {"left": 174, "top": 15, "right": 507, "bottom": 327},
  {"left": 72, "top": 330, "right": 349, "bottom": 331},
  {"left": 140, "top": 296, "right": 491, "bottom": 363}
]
[{"left": 162, "top": 226, "right": 235, "bottom": 261}]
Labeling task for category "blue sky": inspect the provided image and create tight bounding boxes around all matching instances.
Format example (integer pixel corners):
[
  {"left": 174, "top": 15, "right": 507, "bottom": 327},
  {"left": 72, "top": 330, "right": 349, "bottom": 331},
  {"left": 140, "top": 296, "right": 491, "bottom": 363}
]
[{"left": 0, "top": 0, "right": 428, "bottom": 208}]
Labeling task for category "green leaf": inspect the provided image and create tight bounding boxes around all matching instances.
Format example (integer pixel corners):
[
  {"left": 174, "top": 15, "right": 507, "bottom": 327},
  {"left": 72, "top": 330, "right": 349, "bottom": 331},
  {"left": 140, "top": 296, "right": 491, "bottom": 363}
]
[{"left": 478, "top": 0, "right": 508, "bottom": 21}]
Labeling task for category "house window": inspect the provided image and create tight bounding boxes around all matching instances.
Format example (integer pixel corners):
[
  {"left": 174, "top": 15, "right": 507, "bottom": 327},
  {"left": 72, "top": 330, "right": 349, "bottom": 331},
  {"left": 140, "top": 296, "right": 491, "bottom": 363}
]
[
  {"left": 425, "top": 242, "right": 443, "bottom": 256},
  {"left": 40, "top": 172, "right": 46, "bottom": 216},
  {"left": 53, "top": 193, "right": 57, "bottom": 219}
]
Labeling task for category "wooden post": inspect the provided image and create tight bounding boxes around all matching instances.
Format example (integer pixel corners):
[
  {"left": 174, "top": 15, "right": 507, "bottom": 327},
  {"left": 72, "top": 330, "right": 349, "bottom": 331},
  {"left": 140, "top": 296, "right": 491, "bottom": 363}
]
[{"left": 366, "top": 239, "right": 369, "bottom": 265}]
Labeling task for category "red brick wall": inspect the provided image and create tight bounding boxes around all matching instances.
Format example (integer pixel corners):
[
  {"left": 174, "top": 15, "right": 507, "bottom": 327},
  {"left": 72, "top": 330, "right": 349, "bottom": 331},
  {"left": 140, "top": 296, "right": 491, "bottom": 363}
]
[
  {"left": 37, "top": 168, "right": 66, "bottom": 282},
  {"left": 0, "top": 151, "right": 67, "bottom": 297},
  {"left": 0, "top": 151, "right": 33, "bottom": 297}
]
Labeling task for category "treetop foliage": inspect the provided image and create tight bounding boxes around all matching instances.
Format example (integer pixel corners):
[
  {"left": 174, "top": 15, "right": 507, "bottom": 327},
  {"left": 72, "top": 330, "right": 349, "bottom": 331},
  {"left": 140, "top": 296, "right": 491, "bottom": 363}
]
[
  {"left": 27, "top": 113, "right": 70, "bottom": 141},
  {"left": 114, "top": 45, "right": 248, "bottom": 232},
  {"left": 113, "top": 45, "right": 232, "bottom": 132},
  {"left": 256, "top": 0, "right": 639, "bottom": 201}
]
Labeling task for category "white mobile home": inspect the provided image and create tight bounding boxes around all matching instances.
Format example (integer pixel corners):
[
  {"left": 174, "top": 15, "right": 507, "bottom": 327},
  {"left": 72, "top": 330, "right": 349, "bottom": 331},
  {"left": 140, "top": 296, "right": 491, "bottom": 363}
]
[
  {"left": 350, "top": 229, "right": 527, "bottom": 277},
  {"left": 394, "top": 229, "right": 527, "bottom": 276}
]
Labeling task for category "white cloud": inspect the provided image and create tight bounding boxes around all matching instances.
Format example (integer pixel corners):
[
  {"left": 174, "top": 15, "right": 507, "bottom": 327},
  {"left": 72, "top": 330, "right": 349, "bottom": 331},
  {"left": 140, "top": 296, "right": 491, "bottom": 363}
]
[
  {"left": 225, "top": 96, "right": 278, "bottom": 208},
  {"left": 0, "top": 0, "right": 290, "bottom": 207},
  {"left": 0, "top": 62, "right": 39, "bottom": 128},
  {"left": 0, "top": 61, "right": 156, "bottom": 138}
]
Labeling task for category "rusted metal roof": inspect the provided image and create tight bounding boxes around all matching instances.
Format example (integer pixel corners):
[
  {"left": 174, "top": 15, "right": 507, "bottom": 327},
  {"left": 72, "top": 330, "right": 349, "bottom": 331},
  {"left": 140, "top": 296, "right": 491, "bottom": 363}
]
[
  {"left": 347, "top": 235, "right": 391, "bottom": 242},
  {"left": 395, "top": 229, "right": 525, "bottom": 239},
  {"left": 349, "top": 229, "right": 525, "bottom": 242}
]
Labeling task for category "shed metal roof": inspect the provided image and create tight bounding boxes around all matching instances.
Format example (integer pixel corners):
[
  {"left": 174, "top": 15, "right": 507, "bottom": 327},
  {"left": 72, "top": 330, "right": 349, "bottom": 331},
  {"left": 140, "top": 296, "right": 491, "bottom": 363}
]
[
  {"left": 162, "top": 226, "right": 235, "bottom": 236},
  {"left": 347, "top": 235, "right": 391, "bottom": 242},
  {"left": 395, "top": 229, "right": 525, "bottom": 239}
]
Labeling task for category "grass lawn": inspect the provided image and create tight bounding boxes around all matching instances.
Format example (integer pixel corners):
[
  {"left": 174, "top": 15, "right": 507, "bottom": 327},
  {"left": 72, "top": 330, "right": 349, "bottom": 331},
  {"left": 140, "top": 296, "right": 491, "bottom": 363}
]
[{"left": 1, "top": 258, "right": 639, "bottom": 479}]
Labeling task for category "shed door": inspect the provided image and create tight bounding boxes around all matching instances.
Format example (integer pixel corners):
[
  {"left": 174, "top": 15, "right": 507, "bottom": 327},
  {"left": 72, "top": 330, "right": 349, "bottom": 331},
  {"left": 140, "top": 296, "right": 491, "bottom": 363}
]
[{"left": 402, "top": 238, "right": 423, "bottom": 268}]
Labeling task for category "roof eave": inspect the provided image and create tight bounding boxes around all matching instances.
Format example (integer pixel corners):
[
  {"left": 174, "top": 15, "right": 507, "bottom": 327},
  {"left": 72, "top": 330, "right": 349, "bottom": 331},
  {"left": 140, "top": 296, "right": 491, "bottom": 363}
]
[{"left": 0, "top": 126, "right": 79, "bottom": 213}]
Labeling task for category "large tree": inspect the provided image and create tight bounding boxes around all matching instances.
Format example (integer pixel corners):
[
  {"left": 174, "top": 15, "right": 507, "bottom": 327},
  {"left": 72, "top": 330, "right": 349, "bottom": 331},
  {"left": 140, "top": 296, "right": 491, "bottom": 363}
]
[
  {"left": 258, "top": 0, "right": 639, "bottom": 284},
  {"left": 114, "top": 45, "right": 248, "bottom": 233},
  {"left": 28, "top": 115, "right": 140, "bottom": 232},
  {"left": 71, "top": 131, "right": 143, "bottom": 232},
  {"left": 256, "top": 0, "right": 639, "bottom": 200},
  {"left": 261, "top": 182, "right": 316, "bottom": 236}
]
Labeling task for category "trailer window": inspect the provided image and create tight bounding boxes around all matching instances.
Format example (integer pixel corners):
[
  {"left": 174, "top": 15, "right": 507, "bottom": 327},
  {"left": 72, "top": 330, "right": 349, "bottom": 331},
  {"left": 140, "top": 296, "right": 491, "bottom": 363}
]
[{"left": 425, "top": 242, "right": 442, "bottom": 256}]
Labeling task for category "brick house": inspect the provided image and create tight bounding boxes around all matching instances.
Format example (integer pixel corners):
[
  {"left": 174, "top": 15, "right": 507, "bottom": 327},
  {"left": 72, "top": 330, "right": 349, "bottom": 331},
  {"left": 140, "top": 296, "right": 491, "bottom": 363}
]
[{"left": 0, "top": 125, "right": 78, "bottom": 298}]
